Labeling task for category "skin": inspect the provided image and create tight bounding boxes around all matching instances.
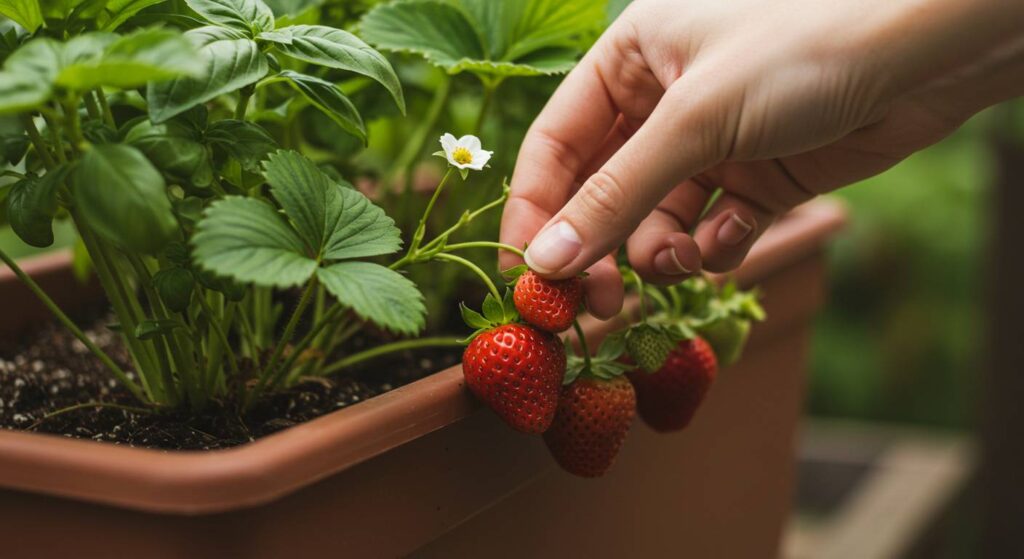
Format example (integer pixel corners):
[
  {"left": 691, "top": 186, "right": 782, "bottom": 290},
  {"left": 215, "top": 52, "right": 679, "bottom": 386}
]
[{"left": 499, "top": 0, "right": 1024, "bottom": 319}]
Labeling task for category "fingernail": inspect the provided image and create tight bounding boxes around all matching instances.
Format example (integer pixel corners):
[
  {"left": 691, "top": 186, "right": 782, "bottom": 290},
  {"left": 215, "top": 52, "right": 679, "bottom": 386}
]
[
  {"left": 654, "top": 247, "right": 692, "bottom": 275},
  {"left": 524, "top": 221, "right": 582, "bottom": 274},
  {"left": 717, "top": 213, "right": 754, "bottom": 246}
]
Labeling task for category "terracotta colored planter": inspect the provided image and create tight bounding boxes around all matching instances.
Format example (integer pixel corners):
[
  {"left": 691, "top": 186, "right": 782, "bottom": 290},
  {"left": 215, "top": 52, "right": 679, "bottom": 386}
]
[{"left": 0, "top": 200, "right": 845, "bottom": 559}]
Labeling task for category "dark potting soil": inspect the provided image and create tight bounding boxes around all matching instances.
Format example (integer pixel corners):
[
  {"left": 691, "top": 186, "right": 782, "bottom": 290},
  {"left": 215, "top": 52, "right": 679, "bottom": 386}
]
[{"left": 0, "top": 316, "right": 461, "bottom": 451}]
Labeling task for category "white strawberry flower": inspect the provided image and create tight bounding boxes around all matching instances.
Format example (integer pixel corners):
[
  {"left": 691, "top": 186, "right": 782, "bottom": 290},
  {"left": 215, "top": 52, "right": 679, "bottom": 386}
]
[{"left": 439, "top": 133, "right": 492, "bottom": 171}]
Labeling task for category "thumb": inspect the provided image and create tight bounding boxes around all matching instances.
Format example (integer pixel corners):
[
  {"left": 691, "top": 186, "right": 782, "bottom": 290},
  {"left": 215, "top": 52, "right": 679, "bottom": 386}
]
[{"left": 523, "top": 83, "right": 726, "bottom": 278}]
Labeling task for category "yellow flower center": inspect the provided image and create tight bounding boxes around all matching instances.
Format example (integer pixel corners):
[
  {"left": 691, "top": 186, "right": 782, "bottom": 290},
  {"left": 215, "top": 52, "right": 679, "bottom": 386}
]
[{"left": 452, "top": 147, "right": 473, "bottom": 165}]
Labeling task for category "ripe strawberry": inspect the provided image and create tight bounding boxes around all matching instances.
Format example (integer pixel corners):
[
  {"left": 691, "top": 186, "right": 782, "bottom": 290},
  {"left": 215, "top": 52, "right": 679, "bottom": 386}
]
[
  {"left": 513, "top": 270, "right": 582, "bottom": 333},
  {"left": 463, "top": 323, "right": 566, "bottom": 433},
  {"left": 544, "top": 375, "right": 636, "bottom": 478},
  {"left": 628, "top": 336, "right": 718, "bottom": 432}
]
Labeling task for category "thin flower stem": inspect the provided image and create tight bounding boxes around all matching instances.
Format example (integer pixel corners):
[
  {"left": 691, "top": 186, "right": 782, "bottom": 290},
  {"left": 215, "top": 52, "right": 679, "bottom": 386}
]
[
  {"left": 412, "top": 167, "right": 455, "bottom": 250},
  {"left": 320, "top": 337, "right": 463, "bottom": 376},
  {"left": 0, "top": 248, "right": 147, "bottom": 403},
  {"left": 630, "top": 268, "right": 649, "bottom": 322},
  {"left": 572, "top": 321, "right": 592, "bottom": 373},
  {"left": 443, "top": 241, "right": 524, "bottom": 257},
  {"left": 433, "top": 253, "right": 500, "bottom": 300},
  {"left": 418, "top": 189, "right": 508, "bottom": 255}
]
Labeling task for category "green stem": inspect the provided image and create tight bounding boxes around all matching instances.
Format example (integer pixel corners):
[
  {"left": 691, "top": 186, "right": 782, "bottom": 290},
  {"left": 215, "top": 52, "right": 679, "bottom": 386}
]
[
  {"left": 417, "top": 188, "right": 509, "bottom": 255},
  {"left": 276, "top": 303, "right": 343, "bottom": 383},
  {"left": 473, "top": 79, "right": 500, "bottom": 134},
  {"left": 250, "top": 278, "right": 318, "bottom": 404},
  {"left": 433, "top": 253, "right": 500, "bottom": 300},
  {"left": 630, "top": 268, "right": 649, "bottom": 322},
  {"left": 389, "top": 74, "right": 451, "bottom": 183},
  {"left": 443, "top": 241, "right": 523, "bottom": 257},
  {"left": 42, "top": 113, "right": 67, "bottom": 165},
  {"left": 235, "top": 85, "right": 254, "bottom": 120},
  {"left": 125, "top": 255, "right": 181, "bottom": 406},
  {"left": 197, "top": 292, "right": 239, "bottom": 376},
  {"left": 95, "top": 89, "right": 115, "bottom": 128},
  {"left": 572, "top": 321, "right": 592, "bottom": 373},
  {"left": 321, "top": 337, "right": 463, "bottom": 376},
  {"left": 83, "top": 92, "right": 101, "bottom": 121},
  {"left": 20, "top": 114, "right": 56, "bottom": 170},
  {"left": 412, "top": 167, "right": 454, "bottom": 250},
  {"left": 62, "top": 97, "right": 85, "bottom": 153},
  {"left": 0, "top": 248, "right": 147, "bottom": 403}
]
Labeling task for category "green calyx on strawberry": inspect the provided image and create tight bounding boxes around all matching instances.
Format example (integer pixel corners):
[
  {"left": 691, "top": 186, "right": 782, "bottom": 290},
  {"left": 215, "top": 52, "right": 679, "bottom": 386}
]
[
  {"left": 544, "top": 332, "right": 636, "bottom": 477},
  {"left": 694, "top": 281, "right": 765, "bottom": 366},
  {"left": 625, "top": 322, "right": 691, "bottom": 373},
  {"left": 460, "top": 289, "right": 566, "bottom": 434},
  {"left": 504, "top": 264, "right": 584, "bottom": 334},
  {"left": 459, "top": 288, "right": 519, "bottom": 342}
]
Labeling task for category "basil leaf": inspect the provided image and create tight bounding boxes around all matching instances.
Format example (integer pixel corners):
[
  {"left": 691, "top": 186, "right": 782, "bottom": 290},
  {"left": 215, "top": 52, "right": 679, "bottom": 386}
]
[
  {"left": 0, "top": 0, "right": 43, "bottom": 32},
  {"left": 205, "top": 119, "right": 276, "bottom": 171},
  {"left": 125, "top": 119, "right": 213, "bottom": 187},
  {"left": 7, "top": 165, "right": 69, "bottom": 248},
  {"left": 185, "top": 0, "right": 274, "bottom": 34},
  {"left": 278, "top": 70, "right": 365, "bottom": 143}
]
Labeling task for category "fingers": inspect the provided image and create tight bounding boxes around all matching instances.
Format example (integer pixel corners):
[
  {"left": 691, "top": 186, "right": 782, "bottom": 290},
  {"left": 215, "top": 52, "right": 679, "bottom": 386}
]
[
  {"left": 582, "top": 255, "right": 624, "bottom": 320},
  {"left": 499, "top": 41, "right": 623, "bottom": 272},
  {"left": 522, "top": 79, "right": 728, "bottom": 279},
  {"left": 692, "top": 191, "right": 777, "bottom": 273},
  {"left": 625, "top": 181, "right": 707, "bottom": 284}
]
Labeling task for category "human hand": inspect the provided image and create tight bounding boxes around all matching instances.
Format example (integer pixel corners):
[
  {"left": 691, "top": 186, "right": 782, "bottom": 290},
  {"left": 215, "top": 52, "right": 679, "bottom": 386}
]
[{"left": 499, "top": 0, "right": 1024, "bottom": 319}]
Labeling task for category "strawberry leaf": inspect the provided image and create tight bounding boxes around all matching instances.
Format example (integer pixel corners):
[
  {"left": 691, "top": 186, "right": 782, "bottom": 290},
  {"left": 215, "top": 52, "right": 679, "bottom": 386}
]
[{"left": 317, "top": 262, "right": 425, "bottom": 336}]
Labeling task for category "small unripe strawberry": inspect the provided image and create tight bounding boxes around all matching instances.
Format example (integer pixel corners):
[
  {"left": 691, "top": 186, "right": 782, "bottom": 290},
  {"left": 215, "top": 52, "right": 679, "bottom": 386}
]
[
  {"left": 544, "top": 375, "right": 636, "bottom": 477},
  {"left": 513, "top": 270, "right": 582, "bottom": 333},
  {"left": 628, "top": 336, "right": 718, "bottom": 432},
  {"left": 698, "top": 316, "right": 752, "bottom": 366},
  {"left": 463, "top": 323, "right": 566, "bottom": 433},
  {"left": 625, "top": 324, "right": 676, "bottom": 372}
]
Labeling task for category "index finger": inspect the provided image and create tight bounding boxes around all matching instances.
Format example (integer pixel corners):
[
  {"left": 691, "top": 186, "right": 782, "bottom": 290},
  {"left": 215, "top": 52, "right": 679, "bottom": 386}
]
[{"left": 498, "top": 42, "right": 620, "bottom": 271}]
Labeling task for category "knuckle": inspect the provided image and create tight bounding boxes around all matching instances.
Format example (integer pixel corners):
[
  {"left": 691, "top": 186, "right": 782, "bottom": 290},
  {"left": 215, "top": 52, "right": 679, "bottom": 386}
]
[{"left": 576, "top": 171, "right": 628, "bottom": 224}]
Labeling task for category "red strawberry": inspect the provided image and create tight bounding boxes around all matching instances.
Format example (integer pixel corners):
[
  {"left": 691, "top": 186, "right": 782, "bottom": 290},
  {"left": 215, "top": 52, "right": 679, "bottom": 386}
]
[
  {"left": 544, "top": 375, "right": 636, "bottom": 477},
  {"left": 463, "top": 323, "right": 566, "bottom": 433},
  {"left": 513, "top": 270, "right": 582, "bottom": 333},
  {"left": 628, "top": 336, "right": 718, "bottom": 432}
]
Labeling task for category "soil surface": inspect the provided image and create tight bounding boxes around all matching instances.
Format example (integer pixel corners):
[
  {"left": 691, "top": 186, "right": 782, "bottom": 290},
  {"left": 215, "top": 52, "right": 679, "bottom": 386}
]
[{"left": 0, "top": 316, "right": 461, "bottom": 450}]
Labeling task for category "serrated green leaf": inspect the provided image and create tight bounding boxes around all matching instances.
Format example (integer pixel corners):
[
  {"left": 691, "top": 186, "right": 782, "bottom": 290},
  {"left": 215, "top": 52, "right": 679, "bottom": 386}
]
[
  {"left": 262, "top": 148, "right": 340, "bottom": 256},
  {"left": 278, "top": 70, "right": 365, "bottom": 143},
  {"left": 0, "top": 0, "right": 42, "bottom": 32},
  {"left": 206, "top": 119, "right": 276, "bottom": 171},
  {"left": 7, "top": 165, "right": 68, "bottom": 248},
  {"left": 185, "top": 0, "right": 274, "bottom": 34},
  {"left": 322, "top": 184, "right": 401, "bottom": 260},
  {"left": 360, "top": 1, "right": 484, "bottom": 70},
  {"left": 148, "top": 26, "right": 268, "bottom": 123},
  {"left": 317, "top": 261, "right": 425, "bottom": 335},
  {"left": 360, "top": 0, "right": 591, "bottom": 78},
  {"left": 452, "top": 0, "right": 602, "bottom": 61},
  {"left": 74, "top": 144, "right": 178, "bottom": 254},
  {"left": 57, "top": 28, "right": 202, "bottom": 90},
  {"left": 263, "top": 25, "right": 404, "bottom": 112},
  {"left": 192, "top": 196, "right": 318, "bottom": 287}
]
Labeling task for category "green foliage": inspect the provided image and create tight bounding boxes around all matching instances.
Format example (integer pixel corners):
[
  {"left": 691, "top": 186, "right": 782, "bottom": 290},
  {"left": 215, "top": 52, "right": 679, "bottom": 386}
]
[
  {"left": 277, "top": 70, "right": 366, "bottom": 142},
  {"left": 260, "top": 24, "right": 404, "bottom": 112},
  {"left": 74, "top": 144, "right": 178, "bottom": 253},
  {"left": 0, "top": 0, "right": 42, "bottom": 32},
  {"left": 360, "top": 0, "right": 602, "bottom": 79},
  {"left": 6, "top": 164, "right": 67, "bottom": 247},
  {"left": 193, "top": 150, "right": 425, "bottom": 334},
  {"left": 147, "top": 26, "right": 268, "bottom": 122},
  {"left": 185, "top": 0, "right": 275, "bottom": 35}
]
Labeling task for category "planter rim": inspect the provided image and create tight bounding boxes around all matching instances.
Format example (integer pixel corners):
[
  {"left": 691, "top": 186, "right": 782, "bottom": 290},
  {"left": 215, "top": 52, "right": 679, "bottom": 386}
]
[{"left": 0, "top": 199, "right": 846, "bottom": 514}]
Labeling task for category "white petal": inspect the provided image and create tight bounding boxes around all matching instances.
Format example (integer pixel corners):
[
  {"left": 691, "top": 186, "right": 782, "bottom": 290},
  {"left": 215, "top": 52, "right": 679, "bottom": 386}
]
[
  {"left": 457, "top": 134, "right": 482, "bottom": 152},
  {"left": 467, "top": 149, "right": 492, "bottom": 170},
  {"left": 440, "top": 133, "right": 458, "bottom": 155}
]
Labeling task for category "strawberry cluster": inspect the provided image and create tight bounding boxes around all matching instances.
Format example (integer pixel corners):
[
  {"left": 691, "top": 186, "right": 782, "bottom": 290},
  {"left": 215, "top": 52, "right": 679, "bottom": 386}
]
[{"left": 460, "top": 268, "right": 764, "bottom": 478}]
